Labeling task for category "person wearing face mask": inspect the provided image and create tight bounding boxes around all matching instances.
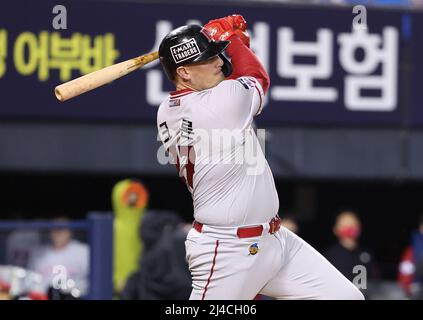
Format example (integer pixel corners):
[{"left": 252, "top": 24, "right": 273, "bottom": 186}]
[{"left": 324, "top": 210, "right": 378, "bottom": 297}]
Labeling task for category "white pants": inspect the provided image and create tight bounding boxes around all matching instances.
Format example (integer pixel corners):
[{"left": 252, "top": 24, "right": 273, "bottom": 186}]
[{"left": 185, "top": 224, "right": 364, "bottom": 300}]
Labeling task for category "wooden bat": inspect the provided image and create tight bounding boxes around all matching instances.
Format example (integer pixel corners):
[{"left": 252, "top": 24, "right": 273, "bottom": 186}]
[{"left": 54, "top": 51, "right": 159, "bottom": 102}]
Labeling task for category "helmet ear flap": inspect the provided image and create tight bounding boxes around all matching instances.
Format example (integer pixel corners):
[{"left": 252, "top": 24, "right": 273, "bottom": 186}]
[
  {"left": 159, "top": 56, "right": 176, "bottom": 81},
  {"left": 219, "top": 53, "right": 232, "bottom": 78}
]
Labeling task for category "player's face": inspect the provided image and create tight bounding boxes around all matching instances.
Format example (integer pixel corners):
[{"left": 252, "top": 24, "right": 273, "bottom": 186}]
[{"left": 181, "top": 55, "right": 225, "bottom": 90}]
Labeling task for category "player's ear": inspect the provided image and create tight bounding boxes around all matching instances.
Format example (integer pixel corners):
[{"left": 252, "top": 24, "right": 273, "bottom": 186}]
[{"left": 176, "top": 66, "right": 191, "bottom": 81}]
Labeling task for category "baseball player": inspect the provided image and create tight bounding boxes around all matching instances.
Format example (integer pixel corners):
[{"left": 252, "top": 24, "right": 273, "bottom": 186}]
[{"left": 157, "top": 15, "right": 364, "bottom": 300}]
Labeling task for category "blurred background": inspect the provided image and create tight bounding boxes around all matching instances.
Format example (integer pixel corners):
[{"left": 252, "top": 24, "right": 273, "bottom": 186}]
[{"left": 1, "top": 0, "right": 423, "bottom": 300}]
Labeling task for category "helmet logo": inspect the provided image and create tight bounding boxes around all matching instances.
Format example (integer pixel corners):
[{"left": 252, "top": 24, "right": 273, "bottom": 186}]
[{"left": 170, "top": 38, "right": 201, "bottom": 64}]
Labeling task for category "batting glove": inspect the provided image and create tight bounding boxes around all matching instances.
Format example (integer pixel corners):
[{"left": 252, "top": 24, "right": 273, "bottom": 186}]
[{"left": 204, "top": 14, "right": 250, "bottom": 47}]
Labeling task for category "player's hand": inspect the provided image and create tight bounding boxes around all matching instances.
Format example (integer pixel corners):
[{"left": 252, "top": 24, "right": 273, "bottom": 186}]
[
  {"left": 204, "top": 17, "right": 236, "bottom": 41},
  {"left": 230, "top": 15, "right": 250, "bottom": 47},
  {"left": 226, "top": 14, "right": 247, "bottom": 31},
  {"left": 204, "top": 14, "right": 250, "bottom": 47}
]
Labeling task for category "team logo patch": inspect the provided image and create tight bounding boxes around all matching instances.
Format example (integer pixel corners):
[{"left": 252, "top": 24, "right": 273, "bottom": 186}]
[
  {"left": 237, "top": 77, "right": 256, "bottom": 90},
  {"left": 249, "top": 243, "right": 259, "bottom": 255},
  {"left": 170, "top": 38, "right": 201, "bottom": 64}
]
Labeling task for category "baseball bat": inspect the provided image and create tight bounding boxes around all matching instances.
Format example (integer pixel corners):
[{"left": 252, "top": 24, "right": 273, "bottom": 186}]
[{"left": 54, "top": 51, "right": 159, "bottom": 102}]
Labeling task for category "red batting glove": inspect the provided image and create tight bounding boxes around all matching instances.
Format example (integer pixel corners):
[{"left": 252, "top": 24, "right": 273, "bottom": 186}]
[
  {"left": 204, "top": 17, "right": 235, "bottom": 41},
  {"left": 204, "top": 14, "right": 250, "bottom": 47},
  {"left": 229, "top": 14, "right": 250, "bottom": 47},
  {"left": 226, "top": 14, "right": 247, "bottom": 31}
]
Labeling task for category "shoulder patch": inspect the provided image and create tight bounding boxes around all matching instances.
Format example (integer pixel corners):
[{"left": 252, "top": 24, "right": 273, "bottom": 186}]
[{"left": 237, "top": 77, "right": 256, "bottom": 90}]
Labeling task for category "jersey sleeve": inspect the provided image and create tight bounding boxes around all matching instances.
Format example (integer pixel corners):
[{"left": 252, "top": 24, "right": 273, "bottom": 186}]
[{"left": 208, "top": 76, "right": 264, "bottom": 128}]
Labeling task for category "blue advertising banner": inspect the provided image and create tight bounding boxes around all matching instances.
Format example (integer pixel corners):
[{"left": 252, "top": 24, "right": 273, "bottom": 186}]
[{"left": 0, "top": 0, "right": 420, "bottom": 126}]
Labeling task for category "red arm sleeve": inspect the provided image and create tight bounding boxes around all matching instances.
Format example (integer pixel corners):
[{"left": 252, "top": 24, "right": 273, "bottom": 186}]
[{"left": 225, "top": 35, "right": 270, "bottom": 95}]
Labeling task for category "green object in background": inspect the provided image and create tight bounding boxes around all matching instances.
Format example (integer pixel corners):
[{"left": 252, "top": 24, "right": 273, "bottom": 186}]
[{"left": 112, "top": 179, "right": 149, "bottom": 294}]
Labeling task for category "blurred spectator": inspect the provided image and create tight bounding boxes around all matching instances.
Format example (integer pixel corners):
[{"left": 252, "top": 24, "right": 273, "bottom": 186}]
[
  {"left": 28, "top": 217, "right": 89, "bottom": 298},
  {"left": 324, "top": 210, "right": 378, "bottom": 297},
  {"left": 398, "top": 213, "right": 423, "bottom": 299},
  {"left": 1, "top": 213, "right": 42, "bottom": 269},
  {"left": 121, "top": 210, "right": 192, "bottom": 300},
  {"left": 6, "top": 229, "right": 41, "bottom": 269}
]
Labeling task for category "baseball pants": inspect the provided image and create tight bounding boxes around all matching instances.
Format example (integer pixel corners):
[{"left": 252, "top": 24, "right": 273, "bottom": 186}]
[{"left": 185, "top": 222, "right": 365, "bottom": 300}]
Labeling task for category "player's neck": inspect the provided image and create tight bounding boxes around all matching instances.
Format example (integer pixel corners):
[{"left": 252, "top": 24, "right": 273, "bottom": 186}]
[{"left": 175, "top": 82, "right": 197, "bottom": 92}]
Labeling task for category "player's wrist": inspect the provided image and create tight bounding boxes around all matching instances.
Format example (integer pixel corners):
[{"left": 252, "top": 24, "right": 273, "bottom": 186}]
[{"left": 226, "top": 35, "right": 246, "bottom": 56}]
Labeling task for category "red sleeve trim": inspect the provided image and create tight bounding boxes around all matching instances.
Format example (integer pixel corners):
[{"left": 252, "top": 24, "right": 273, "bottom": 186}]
[{"left": 170, "top": 88, "right": 195, "bottom": 98}]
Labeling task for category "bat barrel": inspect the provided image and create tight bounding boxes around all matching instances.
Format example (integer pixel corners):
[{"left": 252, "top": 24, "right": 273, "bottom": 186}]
[
  {"left": 55, "top": 87, "right": 65, "bottom": 102},
  {"left": 54, "top": 51, "right": 159, "bottom": 102},
  {"left": 55, "top": 83, "right": 80, "bottom": 102}
]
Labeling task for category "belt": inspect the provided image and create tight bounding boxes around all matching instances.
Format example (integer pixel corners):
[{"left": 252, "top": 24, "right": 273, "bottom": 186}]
[{"left": 193, "top": 216, "right": 281, "bottom": 238}]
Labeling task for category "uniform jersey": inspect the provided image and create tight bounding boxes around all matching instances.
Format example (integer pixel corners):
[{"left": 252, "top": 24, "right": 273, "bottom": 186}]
[{"left": 157, "top": 76, "right": 279, "bottom": 227}]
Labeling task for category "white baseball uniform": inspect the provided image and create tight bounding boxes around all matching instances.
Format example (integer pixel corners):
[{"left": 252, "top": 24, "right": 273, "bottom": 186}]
[{"left": 157, "top": 77, "right": 364, "bottom": 300}]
